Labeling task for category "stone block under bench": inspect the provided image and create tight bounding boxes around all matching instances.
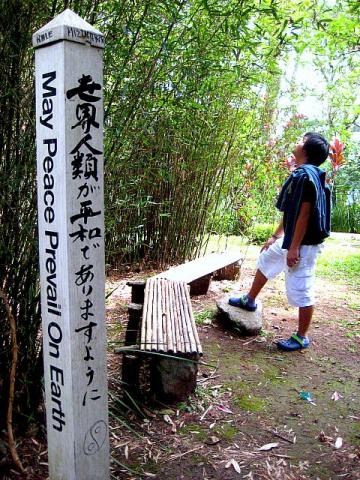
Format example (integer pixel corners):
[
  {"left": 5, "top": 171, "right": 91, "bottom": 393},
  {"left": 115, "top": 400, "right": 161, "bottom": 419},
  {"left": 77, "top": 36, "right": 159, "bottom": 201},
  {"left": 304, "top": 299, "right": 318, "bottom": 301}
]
[{"left": 122, "top": 278, "right": 202, "bottom": 402}]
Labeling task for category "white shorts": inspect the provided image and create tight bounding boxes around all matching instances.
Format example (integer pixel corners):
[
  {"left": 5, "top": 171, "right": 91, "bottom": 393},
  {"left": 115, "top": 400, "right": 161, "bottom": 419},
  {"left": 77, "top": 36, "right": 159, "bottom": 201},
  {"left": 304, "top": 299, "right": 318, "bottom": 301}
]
[{"left": 257, "top": 238, "right": 323, "bottom": 307}]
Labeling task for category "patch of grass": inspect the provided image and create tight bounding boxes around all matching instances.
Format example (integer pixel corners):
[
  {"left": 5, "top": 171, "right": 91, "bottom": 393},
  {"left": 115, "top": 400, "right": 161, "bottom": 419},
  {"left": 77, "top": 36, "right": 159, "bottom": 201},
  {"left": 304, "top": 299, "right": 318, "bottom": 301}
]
[
  {"left": 138, "top": 458, "right": 160, "bottom": 475},
  {"left": 324, "top": 378, "right": 358, "bottom": 396},
  {"left": 317, "top": 240, "right": 360, "bottom": 286},
  {"left": 233, "top": 393, "right": 268, "bottom": 412},
  {"left": 213, "top": 423, "right": 239, "bottom": 441},
  {"left": 107, "top": 322, "right": 123, "bottom": 336},
  {"left": 178, "top": 422, "right": 208, "bottom": 441},
  {"left": 262, "top": 364, "right": 283, "bottom": 383},
  {"left": 347, "top": 344, "right": 358, "bottom": 353},
  {"left": 194, "top": 309, "right": 216, "bottom": 325},
  {"left": 347, "top": 300, "right": 360, "bottom": 311},
  {"left": 349, "top": 422, "right": 360, "bottom": 446},
  {"left": 306, "top": 464, "right": 334, "bottom": 479},
  {"left": 224, "top": 379, "right": 248, "bottom": 391},
  {"left": 339, "top": 319, "right": 360, "bottom": 338},
  {"left": 178, "top": 385, "right": 215, "bottom": 413}
]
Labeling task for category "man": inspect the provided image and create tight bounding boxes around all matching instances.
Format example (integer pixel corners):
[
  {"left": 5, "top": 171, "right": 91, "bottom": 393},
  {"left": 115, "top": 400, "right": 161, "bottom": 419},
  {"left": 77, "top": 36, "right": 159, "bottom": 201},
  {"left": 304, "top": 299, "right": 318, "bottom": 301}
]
[{"left": 229, "top": 132, "right": 331, "bottom": 352}]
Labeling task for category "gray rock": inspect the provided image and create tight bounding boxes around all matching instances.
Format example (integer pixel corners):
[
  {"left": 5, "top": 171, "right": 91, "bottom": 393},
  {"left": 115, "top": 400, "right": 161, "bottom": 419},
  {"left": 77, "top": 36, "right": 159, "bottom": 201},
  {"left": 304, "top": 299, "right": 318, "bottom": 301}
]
[
  {"left": 216, "top": 295, "right": 263, "bottom": 336},
  {"left": 151, "top": 354, "right": 199, "bottom": 403}
]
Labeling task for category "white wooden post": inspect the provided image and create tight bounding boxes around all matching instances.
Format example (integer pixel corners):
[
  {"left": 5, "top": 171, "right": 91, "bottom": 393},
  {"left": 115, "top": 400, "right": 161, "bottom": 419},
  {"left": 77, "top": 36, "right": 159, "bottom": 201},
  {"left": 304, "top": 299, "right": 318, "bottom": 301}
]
[{"left": 33, "top": 10, "right": 109, "bottom": 479}]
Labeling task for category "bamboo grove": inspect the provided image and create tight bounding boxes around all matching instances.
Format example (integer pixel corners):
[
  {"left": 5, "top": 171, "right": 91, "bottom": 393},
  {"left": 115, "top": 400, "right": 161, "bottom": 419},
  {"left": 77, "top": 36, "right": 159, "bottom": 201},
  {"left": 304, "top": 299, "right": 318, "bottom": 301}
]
[{"left": 1, "top": 0, "right": 359, "bottom": 430}]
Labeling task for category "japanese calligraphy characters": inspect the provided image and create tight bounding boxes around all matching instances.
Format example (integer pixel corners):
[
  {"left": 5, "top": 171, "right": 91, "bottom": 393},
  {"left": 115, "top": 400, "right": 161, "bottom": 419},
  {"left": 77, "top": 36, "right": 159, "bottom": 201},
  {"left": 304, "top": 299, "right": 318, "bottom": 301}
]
[{"left": 67, "top": 73, "right": 103, "bottom": 408}]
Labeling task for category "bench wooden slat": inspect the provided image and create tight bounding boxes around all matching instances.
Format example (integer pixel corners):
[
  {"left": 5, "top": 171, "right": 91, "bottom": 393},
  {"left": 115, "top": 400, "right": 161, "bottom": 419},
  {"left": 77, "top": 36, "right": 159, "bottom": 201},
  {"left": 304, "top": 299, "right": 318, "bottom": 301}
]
[
  {"left": 182, "top": 279, "right": 203, "bottom": 356},
  {"left": 164, "top": 280, "right": 174, "bottom": 353},
  {"left": 140, "top": 278, "right": 202, "bottom": 356},
  {"left": 156, "top": 251, "right": 242, "bottom": 284}
]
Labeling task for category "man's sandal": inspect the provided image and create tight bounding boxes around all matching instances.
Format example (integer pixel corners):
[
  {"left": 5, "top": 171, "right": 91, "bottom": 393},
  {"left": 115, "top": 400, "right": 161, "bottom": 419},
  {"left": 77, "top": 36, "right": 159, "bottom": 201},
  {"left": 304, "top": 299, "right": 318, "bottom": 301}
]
[
  {"left": 277, "top": 333, "right": 310, "bottom": 352},
  {"left": 228, "top": 295, "right": 257, "bottom": 312}
]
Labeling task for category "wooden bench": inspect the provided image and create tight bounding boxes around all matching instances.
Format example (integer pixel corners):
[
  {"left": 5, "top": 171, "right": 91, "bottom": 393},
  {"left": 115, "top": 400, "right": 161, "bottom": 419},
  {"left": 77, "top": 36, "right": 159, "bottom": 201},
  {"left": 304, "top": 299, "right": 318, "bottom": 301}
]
[
  {"left": 122, "top": 278, "right": 202, "bottom": 402},
  {"left": 140, "top": 278, "right": 202, "bottom": 356},
  {"left": 155, "top": 251, "right": 242, "bottom": 295},
  {"left": 121, "top": 251, "right": 241, "bottom": 400}
]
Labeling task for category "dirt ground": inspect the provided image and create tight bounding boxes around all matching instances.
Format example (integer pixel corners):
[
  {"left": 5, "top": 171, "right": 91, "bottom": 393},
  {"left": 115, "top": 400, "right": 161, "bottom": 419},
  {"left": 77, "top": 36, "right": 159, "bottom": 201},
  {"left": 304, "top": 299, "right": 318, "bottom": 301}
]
[{"left": 2, "top": 235, "right": 359, "bottom": 480}]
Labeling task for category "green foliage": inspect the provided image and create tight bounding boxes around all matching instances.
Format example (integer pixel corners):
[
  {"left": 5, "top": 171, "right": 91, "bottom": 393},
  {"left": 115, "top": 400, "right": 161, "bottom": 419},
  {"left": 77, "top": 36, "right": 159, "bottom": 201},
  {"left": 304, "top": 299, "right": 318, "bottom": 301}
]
[
  {"left": 102, "top": 0, "right": 300, "bottom": 264},
  {"left": 317, "top": 240, "right": 360, "bottom": 287},
  {"left": 330, "top": 152, "right": 360, "bottom": 234},
  {"left": 339, "top": 320, "right": 360, "bottom": 339},
  {"left": 247, "top": 223, "right": 277, "bottom": 245},
  {"left": 194, "top": 309, "right": 215, "bottom": 325},
  {"left": 331, "top": 196, "right": 360, "bottom": 233}
]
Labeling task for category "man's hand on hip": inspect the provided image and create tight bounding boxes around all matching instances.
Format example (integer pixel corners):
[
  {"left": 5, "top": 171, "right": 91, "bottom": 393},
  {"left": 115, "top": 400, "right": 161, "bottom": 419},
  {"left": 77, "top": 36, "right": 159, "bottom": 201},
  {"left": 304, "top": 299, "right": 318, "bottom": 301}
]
[
  {"left": 261, "top": 236, "right": 277, "bottom": 253},
  {"left": 287, "top": 247, "right": 300, "bottom": 267}
]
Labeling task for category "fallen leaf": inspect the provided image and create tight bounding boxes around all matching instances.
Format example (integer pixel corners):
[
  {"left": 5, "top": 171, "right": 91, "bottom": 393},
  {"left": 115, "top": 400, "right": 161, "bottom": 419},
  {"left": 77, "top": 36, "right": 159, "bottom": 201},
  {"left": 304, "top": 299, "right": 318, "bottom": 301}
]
[
  {"left": 163, "top": 414, "right": 173, "bottom": 425},
  {"left": 258, "top": 442, "right": 279, "bottom": 451},
  {"left": 159, "top": 408, "right": 175, "bottom": 415},
  {"left": 331, "top": 392, "right": 342, "bottom": 401},
  {"left": 124, "top": 444, "right": 129, "bottom": 459},
  {"left": 217, "top": 405, "right": 233, "bottom": 414},
  {"left": 205, "top": 436, "right": 220, "bottom": 445},
  {"left": 334, "top": 437, "right": 343, "bottom": 449},
  {"left": 225, "top": 459, "right": 241, "bottom": 473}
]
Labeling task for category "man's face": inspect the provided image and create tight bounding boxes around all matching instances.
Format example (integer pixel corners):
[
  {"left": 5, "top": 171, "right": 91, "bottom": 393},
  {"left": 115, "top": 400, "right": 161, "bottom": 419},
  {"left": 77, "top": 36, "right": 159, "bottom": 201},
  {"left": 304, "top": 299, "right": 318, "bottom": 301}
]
[{"left": 292, "top": 136, "right": 308, "bottom": 166}]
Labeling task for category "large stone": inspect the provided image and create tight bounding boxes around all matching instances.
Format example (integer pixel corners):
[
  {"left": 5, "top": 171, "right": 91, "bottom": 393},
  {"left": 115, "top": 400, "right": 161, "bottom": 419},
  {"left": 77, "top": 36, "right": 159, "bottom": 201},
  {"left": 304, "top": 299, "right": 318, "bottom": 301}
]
[
  {"left": 216, "top": 295, "right": 263, "bottom": 336},
  {"left": 151, "top": 354, "right": 199, "bottom": 403}
]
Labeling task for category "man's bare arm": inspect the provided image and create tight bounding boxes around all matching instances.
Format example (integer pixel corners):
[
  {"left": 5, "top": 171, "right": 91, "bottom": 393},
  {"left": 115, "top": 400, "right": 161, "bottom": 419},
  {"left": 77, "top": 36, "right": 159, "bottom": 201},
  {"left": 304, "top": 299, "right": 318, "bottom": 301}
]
[
  {"left": 260, "top": 218, "right": 284, "bottom": 252},
  {"left": 287, "top": 202, "right": 312, "bottom": 267}
]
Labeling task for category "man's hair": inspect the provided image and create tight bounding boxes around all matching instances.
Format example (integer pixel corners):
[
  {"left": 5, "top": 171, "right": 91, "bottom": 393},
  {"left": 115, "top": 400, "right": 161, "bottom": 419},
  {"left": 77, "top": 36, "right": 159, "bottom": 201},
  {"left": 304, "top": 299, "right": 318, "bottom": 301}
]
[{"left": 303, "top": 132, "right": 330, "bottom": 166}]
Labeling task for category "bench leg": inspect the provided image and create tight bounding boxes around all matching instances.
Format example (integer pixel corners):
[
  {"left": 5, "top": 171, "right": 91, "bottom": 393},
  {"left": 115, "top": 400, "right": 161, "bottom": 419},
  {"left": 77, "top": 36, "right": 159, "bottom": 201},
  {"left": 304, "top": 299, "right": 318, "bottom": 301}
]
[
  {"left": 150, "top": 354, "right": 199, "bottom": 403},
  {"left": 124, "top": 303, "right": 142, "bottom": 346},
  {"left": 122, "top": 302, "right": 143, "bottom": 393},
  {"left": 127, "top": 280, "right": 146, "bottom": 304},
  {"left": 122, "top": 354, "right": 140, "bottom": 393},
  {"left": 213, "top": 262, "right": 240, "bottom": 281},
  {"left": 189, "top": 275, "right": 212, "bottom": 295}
]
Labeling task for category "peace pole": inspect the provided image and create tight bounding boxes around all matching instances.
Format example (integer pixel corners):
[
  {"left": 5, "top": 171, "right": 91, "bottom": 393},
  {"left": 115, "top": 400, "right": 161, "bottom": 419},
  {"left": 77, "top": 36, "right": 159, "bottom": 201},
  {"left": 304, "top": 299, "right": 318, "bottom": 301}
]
[{"left": 33, "top": 9, "right": 109, "bottom": 479}]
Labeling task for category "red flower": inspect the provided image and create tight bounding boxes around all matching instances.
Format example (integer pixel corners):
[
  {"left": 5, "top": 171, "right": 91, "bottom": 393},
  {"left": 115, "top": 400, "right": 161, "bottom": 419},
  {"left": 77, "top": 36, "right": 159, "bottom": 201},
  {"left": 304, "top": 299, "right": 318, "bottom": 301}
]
[{"left": 329, "top": 136, "right": 345, "bottom": 173}]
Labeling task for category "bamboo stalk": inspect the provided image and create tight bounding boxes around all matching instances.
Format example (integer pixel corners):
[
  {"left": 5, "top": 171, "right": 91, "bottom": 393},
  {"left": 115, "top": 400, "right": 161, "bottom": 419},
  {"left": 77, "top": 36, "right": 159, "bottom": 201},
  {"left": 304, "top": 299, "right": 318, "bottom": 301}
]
[
  {"left": 157, "top": 279, "right": 163, "bottom": 352},
  {"left": 140, "top": 279, "right": 150, "bottom": 350},
  {"left": 151, "top": 278, "right": 157, "bottom": 351},
  {"left": 164, "top": 279, "right": 174, "bottom": 353},
  {"left": 0, "top": 288, "right": 26, "bottom": 474},
  {"left": 174, "top": 281, "right": 185, "bottom": 353},
  {"left": 169, "top": 281, "right": 181, "bottom": 353},
  {"left": 179, "top": 281, "right": 197, "bottom": 354},
  {"left": 145, "top": 279, "right": 154, "bottom": 351},
  {"left": 161, "top": 279, "right": 168, "bottom": 352},
  {"left": 178, "top": 281, "right": 193, "bottom": 354},
  {"left": 175, "top": 282, "right": 190, "bottom": 353},
  {"left": 183, "top": 282, "right": 203, "bottom": 356}
]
